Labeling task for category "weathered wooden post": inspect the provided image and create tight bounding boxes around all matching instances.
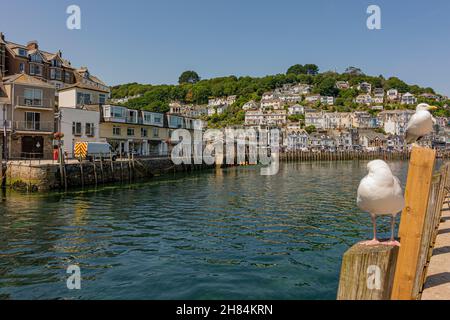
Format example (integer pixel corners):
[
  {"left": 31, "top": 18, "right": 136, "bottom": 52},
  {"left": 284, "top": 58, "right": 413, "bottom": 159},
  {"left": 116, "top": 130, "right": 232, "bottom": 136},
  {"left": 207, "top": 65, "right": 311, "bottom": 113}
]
[
  {"left": 391, "top": 146, "right": 436, "bottom": 300},
  {"left": 337, "top": 244, "right": 399, "bottom": 300}
]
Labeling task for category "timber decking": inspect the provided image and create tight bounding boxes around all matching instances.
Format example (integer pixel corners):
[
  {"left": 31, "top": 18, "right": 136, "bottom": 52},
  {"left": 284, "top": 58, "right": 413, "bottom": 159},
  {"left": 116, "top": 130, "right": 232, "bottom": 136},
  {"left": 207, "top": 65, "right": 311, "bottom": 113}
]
[{"left": 422, "top": 196, "right": 450, "bottom": 300}]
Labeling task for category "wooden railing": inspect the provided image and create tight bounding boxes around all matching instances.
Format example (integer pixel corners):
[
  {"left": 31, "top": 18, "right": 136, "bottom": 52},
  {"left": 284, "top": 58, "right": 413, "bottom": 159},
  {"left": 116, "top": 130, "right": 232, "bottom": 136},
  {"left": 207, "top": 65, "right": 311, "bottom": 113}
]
[{"left": 337, "top": 146, "right": 450, "bottom": 300}]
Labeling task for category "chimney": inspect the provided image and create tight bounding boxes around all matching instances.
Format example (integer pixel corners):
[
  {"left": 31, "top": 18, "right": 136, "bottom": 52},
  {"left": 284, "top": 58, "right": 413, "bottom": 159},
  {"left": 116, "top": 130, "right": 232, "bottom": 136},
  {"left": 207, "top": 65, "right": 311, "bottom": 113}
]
[
  {"left": 0, "top": 32, "right": 5, "bottom": 42},
  {"left": 57, "top": 50, "right": 62, "bottom": 57},
  {"left": 26, "top": 40, "right": 38, "bottom": 51}
]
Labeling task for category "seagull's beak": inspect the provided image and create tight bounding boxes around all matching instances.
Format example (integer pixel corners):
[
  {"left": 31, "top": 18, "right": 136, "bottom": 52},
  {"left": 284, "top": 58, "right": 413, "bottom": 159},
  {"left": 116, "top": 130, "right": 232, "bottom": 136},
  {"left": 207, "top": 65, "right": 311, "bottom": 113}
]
[{"left": 428, "top": 106, "right": 438, "bottom": 111}]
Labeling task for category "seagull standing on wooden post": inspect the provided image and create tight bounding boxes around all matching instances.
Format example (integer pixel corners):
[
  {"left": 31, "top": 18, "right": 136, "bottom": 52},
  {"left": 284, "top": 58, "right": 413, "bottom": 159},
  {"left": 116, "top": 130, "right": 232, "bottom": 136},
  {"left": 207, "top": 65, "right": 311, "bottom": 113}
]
[
  {"left": 405, "top": 103, "right": 438, "bottom": 145},
  {"left": 357, "top": 160, "right": 405, "bottom": 246}
]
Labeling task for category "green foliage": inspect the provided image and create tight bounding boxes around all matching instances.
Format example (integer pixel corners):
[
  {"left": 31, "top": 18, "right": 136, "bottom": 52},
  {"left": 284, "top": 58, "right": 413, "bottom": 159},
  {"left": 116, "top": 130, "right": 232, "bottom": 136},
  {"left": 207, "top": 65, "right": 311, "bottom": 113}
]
[
  {"left": 305, "top": 125, "right": 317, "bottom": 134},
  {"left": 287, "top": 64, "right": 319, "bottom": 75},
  {"left": 288, "top": 114, "right": 305, "bottom": 122},
  {"left": 110, "top": 66, "right": 444, "bottom": 125},
  {"left": 179, "top": 70, "right": 200, "bottom": 84}
]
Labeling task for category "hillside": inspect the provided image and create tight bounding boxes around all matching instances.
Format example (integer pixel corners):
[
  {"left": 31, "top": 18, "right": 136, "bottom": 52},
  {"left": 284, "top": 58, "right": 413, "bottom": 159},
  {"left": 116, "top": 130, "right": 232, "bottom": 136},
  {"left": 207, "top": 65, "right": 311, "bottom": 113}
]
[{"left": 110, "top": 65, "right": 450, "bottom": 127}]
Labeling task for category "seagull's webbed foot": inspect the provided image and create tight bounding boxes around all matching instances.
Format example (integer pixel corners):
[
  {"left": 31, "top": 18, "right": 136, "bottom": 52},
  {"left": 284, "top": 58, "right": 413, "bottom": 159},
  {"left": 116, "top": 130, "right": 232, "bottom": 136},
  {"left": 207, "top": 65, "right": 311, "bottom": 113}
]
[
  {"left": 361, "top": 239, "right": 381, "bottom": 246},
  {"left": 383, "top": 240, "right": 401, "bottom": 247}
]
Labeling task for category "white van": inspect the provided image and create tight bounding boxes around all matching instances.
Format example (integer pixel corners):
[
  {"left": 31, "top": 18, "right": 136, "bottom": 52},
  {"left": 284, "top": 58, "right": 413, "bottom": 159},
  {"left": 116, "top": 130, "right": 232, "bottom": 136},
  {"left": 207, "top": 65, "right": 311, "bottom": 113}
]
[{"left": 74, "top": 142, "right": 117, "bottom": 162}]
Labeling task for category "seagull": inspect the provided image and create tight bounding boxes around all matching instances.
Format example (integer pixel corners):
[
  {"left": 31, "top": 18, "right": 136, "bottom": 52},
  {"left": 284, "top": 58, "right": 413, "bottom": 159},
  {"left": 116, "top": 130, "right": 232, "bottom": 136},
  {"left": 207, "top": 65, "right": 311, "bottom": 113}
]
[
  {"left": 405, "top": 103, "right": 438, "bottom": 144},
  {"left": 357, "top": 160, "right": 405, "bottom": 246}
]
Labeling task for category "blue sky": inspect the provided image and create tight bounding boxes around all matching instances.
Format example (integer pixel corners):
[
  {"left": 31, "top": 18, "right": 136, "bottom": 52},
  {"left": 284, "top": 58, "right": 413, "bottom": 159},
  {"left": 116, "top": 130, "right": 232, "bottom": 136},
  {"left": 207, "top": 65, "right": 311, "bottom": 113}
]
[{"left": 1, "top": 0, "right": 450, "bottom": 95}]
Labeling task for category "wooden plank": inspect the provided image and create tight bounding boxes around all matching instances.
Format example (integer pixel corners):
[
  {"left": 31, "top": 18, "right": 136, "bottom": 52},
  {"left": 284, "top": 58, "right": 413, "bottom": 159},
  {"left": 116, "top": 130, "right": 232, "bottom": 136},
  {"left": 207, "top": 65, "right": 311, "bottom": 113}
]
[
  {"left": 337, "top": 244, "right": 399, "bottom": 300},
  {"left": 391, "top": 146, "right": 436, "bottom": 300}
]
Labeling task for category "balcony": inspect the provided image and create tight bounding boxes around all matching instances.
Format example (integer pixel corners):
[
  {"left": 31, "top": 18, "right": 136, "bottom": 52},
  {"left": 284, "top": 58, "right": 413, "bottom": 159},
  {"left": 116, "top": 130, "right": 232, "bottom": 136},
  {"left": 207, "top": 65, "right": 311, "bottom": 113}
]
[
  {"left": 16, "top": 96, "right": 53, "bottom": 109},
  {"left": 14, "top": 121, "right": 54, "bottom": 133}
]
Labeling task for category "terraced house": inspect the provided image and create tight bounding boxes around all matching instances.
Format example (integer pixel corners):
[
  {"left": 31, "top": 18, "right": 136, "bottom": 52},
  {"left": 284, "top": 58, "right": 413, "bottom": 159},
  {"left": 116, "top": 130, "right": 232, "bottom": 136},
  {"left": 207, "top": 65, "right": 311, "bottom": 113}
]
[
  {"left": 0, "top": 33, "right": 75, "bottom": 90},
  {"left": 101, "top": 105, "right": 170, "bottom": 156},
  {"left": 1, "top": 73, "right": 55, "bottom": 158}
]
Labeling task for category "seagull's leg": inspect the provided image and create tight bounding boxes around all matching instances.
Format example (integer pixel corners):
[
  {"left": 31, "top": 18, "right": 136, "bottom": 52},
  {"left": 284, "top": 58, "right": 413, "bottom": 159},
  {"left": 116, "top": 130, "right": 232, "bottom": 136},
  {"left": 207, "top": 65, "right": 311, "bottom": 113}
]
[
  {"left": 361, "top": 215, "right": 381, "bottom": 246},
  {"left": 384, "top": 215, "right": 401, "bottom": 247}
]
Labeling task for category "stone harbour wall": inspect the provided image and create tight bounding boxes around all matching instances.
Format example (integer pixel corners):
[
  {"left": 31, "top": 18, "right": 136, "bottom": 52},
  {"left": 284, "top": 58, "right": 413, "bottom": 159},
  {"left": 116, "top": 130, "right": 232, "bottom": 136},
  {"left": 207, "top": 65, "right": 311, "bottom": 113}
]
[{"left": 4, "top": 158, "right": 216, "bottom": 192}]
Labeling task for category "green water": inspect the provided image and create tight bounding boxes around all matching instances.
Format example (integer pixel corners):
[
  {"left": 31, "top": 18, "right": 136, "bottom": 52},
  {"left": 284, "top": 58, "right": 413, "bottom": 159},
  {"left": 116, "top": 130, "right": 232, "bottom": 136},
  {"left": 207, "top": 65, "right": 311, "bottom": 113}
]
[{"left": 0, "top": 161, "right": 409, "bottom": 300}]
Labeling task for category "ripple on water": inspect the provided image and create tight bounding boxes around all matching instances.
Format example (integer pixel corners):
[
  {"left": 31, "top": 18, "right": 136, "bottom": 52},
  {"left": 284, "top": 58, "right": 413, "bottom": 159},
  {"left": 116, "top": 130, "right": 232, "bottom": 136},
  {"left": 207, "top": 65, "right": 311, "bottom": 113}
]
[{"left": 0, "top": 160, "right": 410, "bottom": 299}]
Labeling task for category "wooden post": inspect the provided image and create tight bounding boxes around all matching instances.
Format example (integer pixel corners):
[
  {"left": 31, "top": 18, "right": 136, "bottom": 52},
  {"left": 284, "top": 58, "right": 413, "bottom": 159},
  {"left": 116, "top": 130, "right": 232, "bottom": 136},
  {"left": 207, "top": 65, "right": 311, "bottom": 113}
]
[
  {"left": 391, "top": 146, "right": 436, "bottom": 300},
  {"left": 337, "top": 243, "right": 399, "bottom": 300}
]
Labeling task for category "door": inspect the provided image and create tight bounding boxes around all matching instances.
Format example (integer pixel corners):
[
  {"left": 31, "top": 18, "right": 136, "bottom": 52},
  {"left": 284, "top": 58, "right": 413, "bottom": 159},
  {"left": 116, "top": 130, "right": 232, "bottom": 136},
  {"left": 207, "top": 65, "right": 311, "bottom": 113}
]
[{"left": 21, "top": 136, "right": 44, "bottom": 159}]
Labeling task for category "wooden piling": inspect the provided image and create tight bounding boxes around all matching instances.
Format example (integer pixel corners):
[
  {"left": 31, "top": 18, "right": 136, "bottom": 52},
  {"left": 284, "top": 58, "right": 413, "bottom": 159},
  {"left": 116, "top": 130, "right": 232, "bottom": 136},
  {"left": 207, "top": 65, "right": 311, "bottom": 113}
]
[
  {"left": 337, "top": 243, "right": 399, "bottom": 300},
  {"left": 391, "top": 146, "right": 436, "bottom": 300}
]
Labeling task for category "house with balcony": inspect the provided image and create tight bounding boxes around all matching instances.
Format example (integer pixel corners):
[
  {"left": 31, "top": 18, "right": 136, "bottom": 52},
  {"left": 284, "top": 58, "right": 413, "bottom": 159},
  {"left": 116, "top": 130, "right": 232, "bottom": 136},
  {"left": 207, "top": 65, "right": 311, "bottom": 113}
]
[
  {"left": 401, "top": 92, "right": 418, "bottom": 105},
  {"left": 386, "top": 89, "right": 400, "bottom": 102},
  {"left": 355, "top": 94, "right": 372, "bottom": 105},
  {"left": 99, "top": 105, "right": 169, "bottom": 156},
  {"left": 1, "top": 73, "right": 55, "bottom": 158}
]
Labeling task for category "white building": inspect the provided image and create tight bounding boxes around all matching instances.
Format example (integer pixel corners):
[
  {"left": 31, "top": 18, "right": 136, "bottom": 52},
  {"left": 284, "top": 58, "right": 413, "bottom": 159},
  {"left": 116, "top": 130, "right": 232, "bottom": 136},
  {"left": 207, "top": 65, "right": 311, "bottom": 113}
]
[
  {"left": 401, "top": 92, "right": 418, "bottom": 105},
  {"left": 288, "top": 104, "right": 306, "bottom": 115},
  {"left": 378, "top": 110, "right": 415, "bottom": 135},
  {"left": 386, "top": 89, "right": 399, "bottom": 101},
  {"left": 320, "top": 96, "right": 335, "bottom": 106},
  {"left": 60, "top": 106, "right": 103, "bottom": 157}
]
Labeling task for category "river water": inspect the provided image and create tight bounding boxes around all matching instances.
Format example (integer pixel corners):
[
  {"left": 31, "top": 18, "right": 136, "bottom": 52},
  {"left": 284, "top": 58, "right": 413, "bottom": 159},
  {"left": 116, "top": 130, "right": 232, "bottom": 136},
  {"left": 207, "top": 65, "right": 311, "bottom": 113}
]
[{"left": 0, "top": 160, "right": 410, "bottom": 300}]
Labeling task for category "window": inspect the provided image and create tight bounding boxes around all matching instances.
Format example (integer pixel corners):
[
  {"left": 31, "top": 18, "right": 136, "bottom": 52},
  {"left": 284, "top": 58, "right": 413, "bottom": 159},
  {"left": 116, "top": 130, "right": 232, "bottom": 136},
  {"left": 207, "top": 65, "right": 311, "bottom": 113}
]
[
  {"left": 17, "top": 48, "right": 27, "bottom": 57},
  {"left": 113, "top": 127, "right": 121, "bottom": 136},
  {"left": 111, "top": 106, "right": 125, "bottom": 118},
  {"left": 76, "top": 92, "right": 91, "bottom": 105},
  {"left": 64, "top": 72, "right": 72, "bottom": 83},
  {"left": 50, "top": 68, "right": 62, "bottom": 80},
  {"left": 154, "top": 115, "right": 162, "bottom": 124},
  {"left": 152, "top": 128, "right": 159, "bottom": 137},
  {"left": 30, "top": 53, "right": 43, "bottom": 63},
  {"left": 86, "top": 123, "right": 95, "bottom": 137},
  {"left": 72, "top": 122, "right": 82, "bottom": 136},
  {"left": 51, "top": 59, "right": 61, "bottom": 67},
  {"left": 19, "top": 63, "right": 25, "bottom": 73},
  {"left": 25, "top": 112, "right": 40, "bottom": 130},
  {"left": 29, "top": 64, "right": 43, "bottom": 76},
  {"left": 99, "top": 94, "right": 106, "bottom": 105},
  {"left": 141, "top": 128, "right": 148, "bottom": 137},
  {"left": 24, "top": 88, "right": 43, "bottom": 106},
  {"left": 127, "top": 128, "right": 135, "bottom": 136}
]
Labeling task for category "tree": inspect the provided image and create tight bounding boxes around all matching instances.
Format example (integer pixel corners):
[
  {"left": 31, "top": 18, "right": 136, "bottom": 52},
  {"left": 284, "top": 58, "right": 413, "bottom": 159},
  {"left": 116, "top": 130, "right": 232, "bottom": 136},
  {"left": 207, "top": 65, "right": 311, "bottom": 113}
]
[
  {"left": 317, "top": 78, "right": 339, "bottom": 97},
  {"left": 344, "top": 66, "right": 364, "bottom": 76},
  {"left": 179, "top": 71, "right": 200, "bottom": 84},
  {"left": 286, "top": 64, "right": 305, "bottom": 75},
  {"left": 305, "top": 125, "right": 316, "bottom": 134},
  {"left": 304, "top": 64, "right": 319, "bottom": 75}
]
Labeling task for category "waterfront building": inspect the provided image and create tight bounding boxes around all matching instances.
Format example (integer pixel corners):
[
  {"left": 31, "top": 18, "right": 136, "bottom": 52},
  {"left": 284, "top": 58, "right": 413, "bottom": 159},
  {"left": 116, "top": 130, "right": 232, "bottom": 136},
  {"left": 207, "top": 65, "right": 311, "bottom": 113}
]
[
  {"left": 1, "top": 73, "right": 55, "bottom": 158},
  {"left": 101, "top": 105, "right": 169, "bottom": 156},
  {"left": 351, "top": 111, "right": 378, "bottom": 129},
  {"left": 59, "top": 106, "right": 103, "bottom": 157},
  {"left": 358, "top": 130, "right": 387, "bottom": 150},
  {"left": 378, "top": 109, "right": 415, "bottom": 136},
  {"left": 1, "top": 33, "right": 75, "bottom": 90},
  {"left": 285, "top": 126, "right": 309, "bottom": 151},
  {"left": 305, "top": 111, "right": 326, "bottom": 129}
]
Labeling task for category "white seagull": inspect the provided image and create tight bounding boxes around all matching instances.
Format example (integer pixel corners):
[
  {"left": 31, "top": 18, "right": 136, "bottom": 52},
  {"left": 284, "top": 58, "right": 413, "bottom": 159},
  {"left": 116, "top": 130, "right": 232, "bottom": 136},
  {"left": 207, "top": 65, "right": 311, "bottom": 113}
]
[
  {"left": 405, "top": 103, "right": 438, "bottom": 144},
  {"left": 357, "top": 160, "right": 405, "bottom": 246}
]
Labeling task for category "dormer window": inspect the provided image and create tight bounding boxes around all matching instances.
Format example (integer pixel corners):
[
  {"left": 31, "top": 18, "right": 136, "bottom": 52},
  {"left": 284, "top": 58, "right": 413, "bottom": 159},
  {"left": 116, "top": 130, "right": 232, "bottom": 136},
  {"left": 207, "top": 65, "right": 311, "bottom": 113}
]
[
  {"left": 17, "top": 48, "right": 27, "bottom": 57},
  {"left": 30, "top": 53, "right": 43, "bottom": 63},
  {"left": 51, "top": 59, "right": 61, "bottom": 68}
]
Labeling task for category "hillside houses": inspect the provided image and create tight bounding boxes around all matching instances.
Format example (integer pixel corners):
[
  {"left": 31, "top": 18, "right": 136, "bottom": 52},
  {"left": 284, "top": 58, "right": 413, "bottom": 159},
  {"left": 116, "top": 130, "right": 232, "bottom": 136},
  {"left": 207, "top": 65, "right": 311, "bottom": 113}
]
[{"left": 401, "top": 92, "right": 418, "bottom": 105}]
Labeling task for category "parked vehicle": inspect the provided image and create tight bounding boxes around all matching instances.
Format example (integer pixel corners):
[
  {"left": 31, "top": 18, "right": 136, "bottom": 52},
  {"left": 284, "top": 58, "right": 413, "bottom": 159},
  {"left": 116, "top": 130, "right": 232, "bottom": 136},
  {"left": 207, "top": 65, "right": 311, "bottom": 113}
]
[{"left": 74, "top": 142, "right": 117, "bottom": 162}]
